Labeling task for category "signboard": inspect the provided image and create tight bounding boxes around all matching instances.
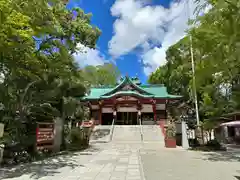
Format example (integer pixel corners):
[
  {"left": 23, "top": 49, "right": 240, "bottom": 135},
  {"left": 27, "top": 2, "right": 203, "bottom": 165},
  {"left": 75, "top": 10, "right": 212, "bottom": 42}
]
[
  {"left": 142, "top": 104, "right": 153, "bottom": 113},
  {"left": 118, "top": 107, "right": 137, "bottom": 112},
  {"left": 156, "top": 104, "right": 166, "bottom": 110},
  {"left": 81, "top": 120, "right": 94, "bottom": 128},
  {"left": 91, "top": 105, "right": 99, "bottom": 110},
  {"left": 102, "top": 107, "right": 113, "bottom": 113},
  {"left": 36, "top": 123, "right": 54, "bottom": 150},
  {"left": 117, "top": 96, "right": 137, "bottom": 101}
]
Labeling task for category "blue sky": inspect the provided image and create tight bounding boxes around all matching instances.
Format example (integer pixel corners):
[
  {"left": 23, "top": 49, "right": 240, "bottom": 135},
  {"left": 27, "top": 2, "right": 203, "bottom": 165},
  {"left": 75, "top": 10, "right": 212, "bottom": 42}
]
[{"left": 68, "top": 0, "right": 198, "bottom": 83}]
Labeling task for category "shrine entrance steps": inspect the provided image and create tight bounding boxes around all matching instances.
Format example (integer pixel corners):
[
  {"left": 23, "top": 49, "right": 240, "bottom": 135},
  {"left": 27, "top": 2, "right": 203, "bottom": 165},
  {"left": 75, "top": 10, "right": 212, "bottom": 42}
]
[
  {"left": 90, "top": 125, "right": 165, "bottom": 144},
  {"left": 142, "top": 125, "right": 164, "bottom": 144},
  {"left": 111, "top": 125, "right": 165, "bottom": 144},
  {"left": 112, "top": 125, "right": 142, "bottom": 142}
]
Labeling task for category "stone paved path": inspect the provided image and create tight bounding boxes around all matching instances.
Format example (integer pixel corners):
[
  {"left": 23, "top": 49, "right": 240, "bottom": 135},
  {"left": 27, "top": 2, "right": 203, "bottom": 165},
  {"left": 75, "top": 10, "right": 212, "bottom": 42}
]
[
  {"left": 140, "top": 148, "right": 240, "bottom": 180},
  {"left": 1, "top": 142, "right": 240, "bottom": 180}
]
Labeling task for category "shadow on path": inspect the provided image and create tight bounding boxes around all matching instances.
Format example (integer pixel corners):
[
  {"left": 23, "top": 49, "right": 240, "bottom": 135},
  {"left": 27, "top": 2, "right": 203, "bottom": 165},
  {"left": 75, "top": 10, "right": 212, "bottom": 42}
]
[
  {"left": 91, "top": 129, "right": 110, "bottom": 140},
  {"left": 234, "top": 176, "right": 240, "bottom": 180},
  {"left": 201, "top": 151, "right": 240, "bottom": 162},
  {"left": 0, "top": 144, "right": 102, "bottom": 180},
  {"left": 0, "top": 152, "right": 82, "bottom": 179}
]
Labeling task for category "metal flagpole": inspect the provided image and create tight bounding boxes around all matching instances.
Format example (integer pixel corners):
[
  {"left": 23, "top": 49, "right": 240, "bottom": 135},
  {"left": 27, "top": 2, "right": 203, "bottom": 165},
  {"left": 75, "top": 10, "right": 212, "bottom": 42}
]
[{"left": 187, "top": 0, "right": 200, "bottom": 126}]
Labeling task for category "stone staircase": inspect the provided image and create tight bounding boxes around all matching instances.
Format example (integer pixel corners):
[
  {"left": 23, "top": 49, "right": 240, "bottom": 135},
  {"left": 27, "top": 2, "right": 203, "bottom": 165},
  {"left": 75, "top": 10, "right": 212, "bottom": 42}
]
[
  {"left": 112, "top": 125, "right": 142, "bottom": 142},
  {"left": 111, "top": 125, "right": 164, "bottom": 144},
  {"left": 142, "top": 125, "right": 164, "bottom": 143}
]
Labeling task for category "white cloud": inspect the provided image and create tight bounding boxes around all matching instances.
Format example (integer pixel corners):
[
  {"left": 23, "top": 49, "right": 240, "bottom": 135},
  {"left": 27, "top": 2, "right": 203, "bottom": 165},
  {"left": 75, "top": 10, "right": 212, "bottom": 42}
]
[
  {"left": 73, "top": 44, "right": 106, "bottom": 67},
  {"left": 109, "top": 0, "right": 167, "bottom": 57},
  {"left": 109, "top": 0, "right": 205, "bottom": 75},
  {"left": 142, "top": 47, "right": 166, "bottom": 75}
]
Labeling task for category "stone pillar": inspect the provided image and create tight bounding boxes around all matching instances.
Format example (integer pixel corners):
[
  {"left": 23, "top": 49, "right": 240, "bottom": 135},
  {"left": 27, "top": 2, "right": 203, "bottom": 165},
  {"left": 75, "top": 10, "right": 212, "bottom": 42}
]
[
  {"left": 53, "top": 117, "right": 63, "bottom": 153},
  {"left": 0, "top": 123, "right": 4, "bottom": 164},
  {"left": 181, "top": 121, "right": 189, "bottom": 149}
]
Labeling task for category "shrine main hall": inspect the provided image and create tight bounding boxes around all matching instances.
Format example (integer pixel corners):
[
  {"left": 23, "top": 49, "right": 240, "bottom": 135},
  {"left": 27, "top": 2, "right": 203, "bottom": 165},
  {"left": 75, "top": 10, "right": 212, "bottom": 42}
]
[{"left": 82, "top": 76, "right": 181, "bottom": 125}]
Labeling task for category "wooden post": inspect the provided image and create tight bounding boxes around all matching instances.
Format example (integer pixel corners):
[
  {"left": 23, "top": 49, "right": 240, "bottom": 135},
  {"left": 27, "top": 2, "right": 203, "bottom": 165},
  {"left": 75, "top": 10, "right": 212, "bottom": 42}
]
[
  {"left": 98, "top": 101, "right": 102, "bottom": 125},
  {"left": 152, "top": 100, "right": 157, "bottom": 123},
  {"left": 99, "top": 107, "right": 102, "bottom": 125}
]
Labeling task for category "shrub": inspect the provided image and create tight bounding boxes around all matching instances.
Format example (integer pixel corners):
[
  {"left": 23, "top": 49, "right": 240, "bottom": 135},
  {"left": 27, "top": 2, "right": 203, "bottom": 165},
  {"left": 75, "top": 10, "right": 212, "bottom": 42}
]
[
  {"left": 190, "top": 139, "right": 226, "bottom": 151},
  {"left": 165, "top": 123, "right": 176, "bottom": 139},
  {"left": 2, "top": 143, "right": 33, "bottom": 165},
  {"left": 67, "top": 127, "right": 91, "bottom": 151},
  {"left": 188, "top": 138, "right": 200, "bottom": 147},
  {"left": 206, "top": 139, "right": 222, "bottom": 150}
]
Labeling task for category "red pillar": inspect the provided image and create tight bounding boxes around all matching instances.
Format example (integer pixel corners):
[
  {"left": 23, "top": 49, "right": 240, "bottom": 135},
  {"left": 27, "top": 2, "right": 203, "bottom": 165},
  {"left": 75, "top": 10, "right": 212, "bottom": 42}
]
[
  {"left": 98, "top": 101, "right": 102, "bottom": 125},
  {"left": 98, "top": 109, "right": 102, "bottom": 125},
  {"left": 152, "top": 100, "right": 157, "bottom": 123}
]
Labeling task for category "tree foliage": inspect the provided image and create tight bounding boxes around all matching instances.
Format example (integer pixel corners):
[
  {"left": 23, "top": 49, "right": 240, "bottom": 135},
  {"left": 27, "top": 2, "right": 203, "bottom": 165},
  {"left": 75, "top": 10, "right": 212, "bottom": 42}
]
[
  {"left": 81, "top": 63, "right": 120, "bottom": 87},
  {"left": 0, "top": 0, "right": 101, "bottom": 151},
  {"left": 149, "top": 0, "right": 240, "bottom": 125}
]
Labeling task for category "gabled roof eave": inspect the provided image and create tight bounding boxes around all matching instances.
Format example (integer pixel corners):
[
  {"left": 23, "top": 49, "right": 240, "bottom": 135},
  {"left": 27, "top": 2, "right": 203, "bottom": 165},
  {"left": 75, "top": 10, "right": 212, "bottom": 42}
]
[{"left": 102, "top": 76, "right": 153, "bottom": 96}]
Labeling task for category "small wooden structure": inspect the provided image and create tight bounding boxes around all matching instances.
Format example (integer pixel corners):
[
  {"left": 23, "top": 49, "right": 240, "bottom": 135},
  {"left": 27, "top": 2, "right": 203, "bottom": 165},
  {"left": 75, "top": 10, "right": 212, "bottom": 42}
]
[
  {"left": 215, "top": 121, "right": 240, "bottom": 145},
  {"left": 213, "top": 112, "right": 240, "bottom": 145}
]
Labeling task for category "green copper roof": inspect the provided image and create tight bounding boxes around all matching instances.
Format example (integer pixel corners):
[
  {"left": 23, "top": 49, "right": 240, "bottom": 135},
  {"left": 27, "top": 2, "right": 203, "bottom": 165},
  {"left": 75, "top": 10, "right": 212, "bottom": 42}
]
[{"left": 82, "top": 76, "right": 181, "bottom": 100}]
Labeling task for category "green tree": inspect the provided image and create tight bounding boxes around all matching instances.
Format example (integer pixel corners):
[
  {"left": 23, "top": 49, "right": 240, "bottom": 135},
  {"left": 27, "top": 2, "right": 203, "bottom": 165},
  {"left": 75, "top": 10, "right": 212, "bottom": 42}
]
[
  {"left": 0, "top": 0, "right": 101, "bottom": 153},
  {"left": 149, "top": 0, "right": 240, "bottom": 125},
  {"left": 81, "top": 63, "right": 120, "bottom": 87}
]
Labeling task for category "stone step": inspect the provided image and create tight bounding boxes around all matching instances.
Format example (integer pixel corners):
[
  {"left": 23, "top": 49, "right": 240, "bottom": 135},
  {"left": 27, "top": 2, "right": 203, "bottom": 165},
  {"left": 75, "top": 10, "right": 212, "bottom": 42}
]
[
  {"left": 112, "top": 125, "right": 142, "bottom": 142},
  {"left": 142, "top": 125, "right": 164, "bottom": 142},
  {"left": 111, "top": 125, "right": 164, "bottom": 145}
]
